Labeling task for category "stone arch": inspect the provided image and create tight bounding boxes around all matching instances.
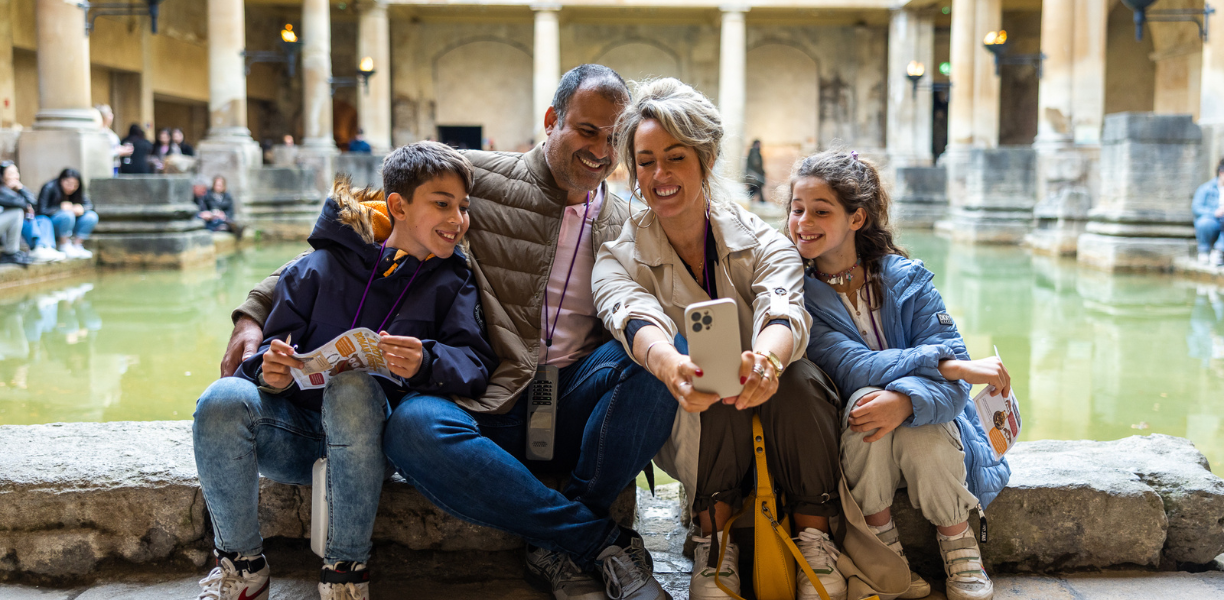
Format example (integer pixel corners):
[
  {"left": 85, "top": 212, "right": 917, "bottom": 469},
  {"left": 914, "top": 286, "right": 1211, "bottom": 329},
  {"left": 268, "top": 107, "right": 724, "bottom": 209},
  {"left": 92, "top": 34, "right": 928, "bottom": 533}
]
[
  {"left": 433, "top": 39, "right": 534, "bottom": 151},
  {"left": 593, "top": 39, "right": 682, "bottom": 86},
  {"left": 744, "top": 43, "right": 819, "bottom": 199}
]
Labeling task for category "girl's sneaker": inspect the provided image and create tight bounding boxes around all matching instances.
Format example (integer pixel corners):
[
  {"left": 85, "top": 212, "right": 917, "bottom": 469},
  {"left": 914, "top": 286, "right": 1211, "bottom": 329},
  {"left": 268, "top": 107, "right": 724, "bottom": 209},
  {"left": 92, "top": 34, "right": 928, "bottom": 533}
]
[
  {"left": 795, "top": 528, "right": 847, "bottom": 600},
  {"left": 689, "top": 533, "right": 739, "bottom": 599},
  {"left": 319, "top": 561, "right": 370, "bottom": 600},
  {"left": 196, "top": 550, "right": 269, "bottom": 600},
  {"left": 938, "top": 528, "right": 993, "bottom": 600},
  {"left": 869, "top": 520, "right": 930, "bottom": 599}
]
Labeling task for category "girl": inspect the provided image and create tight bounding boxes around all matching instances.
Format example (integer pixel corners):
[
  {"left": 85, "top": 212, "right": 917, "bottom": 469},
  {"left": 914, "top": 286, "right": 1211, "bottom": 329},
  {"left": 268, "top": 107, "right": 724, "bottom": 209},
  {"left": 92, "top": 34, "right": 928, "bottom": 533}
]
[
  {"left": 35, "top": 168, "right": 97, "bottom": 259},
  {"left": 787, "top": 150, "right": 1011, "bottom": 600}
]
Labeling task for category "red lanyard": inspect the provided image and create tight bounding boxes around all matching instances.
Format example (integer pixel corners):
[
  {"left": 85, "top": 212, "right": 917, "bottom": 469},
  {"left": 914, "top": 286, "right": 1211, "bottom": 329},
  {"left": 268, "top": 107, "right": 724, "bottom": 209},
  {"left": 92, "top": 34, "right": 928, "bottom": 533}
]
[
  {"left": 542, "top": 192, "right": 592, "bottom": 353},
  {"left": 351, "top": 240, "right": 427, "bottom": 333}
]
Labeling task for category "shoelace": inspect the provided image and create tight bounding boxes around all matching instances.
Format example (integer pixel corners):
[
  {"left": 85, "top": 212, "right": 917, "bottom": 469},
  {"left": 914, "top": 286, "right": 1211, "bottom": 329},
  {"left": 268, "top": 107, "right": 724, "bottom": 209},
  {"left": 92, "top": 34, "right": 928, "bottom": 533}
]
[
  {"left": 197, "top": 562, "right": 237, "bottom": 600},
  {"left": 324, "top": 582, "right": 363, "bottom": 600},
  {"left": 601, "top": 552, "right": 646, "bottom": 600},
  {"left": 537, "top": 550, "right": 586, "bottom": 586},
  {"left": 797, "top": 529, "right": 840, "bottom": 574},
  {"left": 694, "top": 538, "right": 735, "bottom": 576}
]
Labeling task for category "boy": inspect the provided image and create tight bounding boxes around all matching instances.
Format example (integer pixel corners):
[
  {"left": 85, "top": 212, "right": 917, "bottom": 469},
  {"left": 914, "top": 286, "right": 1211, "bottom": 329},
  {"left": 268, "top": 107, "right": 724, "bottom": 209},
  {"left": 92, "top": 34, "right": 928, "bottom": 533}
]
[{"left": 193, "top": 142, "right": 498, "bottom": 600}]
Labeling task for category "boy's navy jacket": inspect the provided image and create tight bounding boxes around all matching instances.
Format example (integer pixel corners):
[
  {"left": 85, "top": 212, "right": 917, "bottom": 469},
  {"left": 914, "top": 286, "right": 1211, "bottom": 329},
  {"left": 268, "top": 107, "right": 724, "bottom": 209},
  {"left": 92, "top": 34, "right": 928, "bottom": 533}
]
[
  {"left": 235, "top": 195, "right": 499, "bottom": 412},
  {"left": 803, "top": 254, "right": 1011, "bottom": 509}
]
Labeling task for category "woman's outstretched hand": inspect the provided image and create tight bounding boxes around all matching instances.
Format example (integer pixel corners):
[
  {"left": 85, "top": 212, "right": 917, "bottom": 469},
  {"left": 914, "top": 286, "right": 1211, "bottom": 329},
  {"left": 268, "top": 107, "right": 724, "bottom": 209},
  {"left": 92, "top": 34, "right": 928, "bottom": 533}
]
[
  {"left": 847, "top": 390, "right": 914, "bottom": 442},
  {"left": 650, "top": 348, "right": 721, "bottom": 413},
  {"left": 940, "top": 356, "right": 1011, "bottom": 397},
  {"left": 726, "top": 351, "right": 779, "bottom": 410}
]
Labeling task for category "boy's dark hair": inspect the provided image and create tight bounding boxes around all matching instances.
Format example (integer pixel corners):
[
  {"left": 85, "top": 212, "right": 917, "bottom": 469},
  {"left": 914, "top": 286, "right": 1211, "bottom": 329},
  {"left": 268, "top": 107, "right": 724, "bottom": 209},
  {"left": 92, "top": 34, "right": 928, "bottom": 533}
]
[
  {"left": 551, "top": 64, "right": 629, "bottom": 123},
  {"left": 382, "top": 141, "right": 474, "bottom": 216}
]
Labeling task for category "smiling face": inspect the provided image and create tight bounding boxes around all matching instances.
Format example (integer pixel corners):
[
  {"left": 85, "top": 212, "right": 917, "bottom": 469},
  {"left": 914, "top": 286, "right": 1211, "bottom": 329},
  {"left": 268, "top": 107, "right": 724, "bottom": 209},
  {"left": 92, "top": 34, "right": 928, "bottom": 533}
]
[
  {"left": 386, "top": 171, "right": 470, "bottom": 261},
  {"left": 787, "top": 176, "right": 865, "bottom": 266},
  {"left": 543, "top": 86, "right": 622, "bottom": 198},
  {"left": 633, "top": 118, "right": 706, "bottom": 221}
]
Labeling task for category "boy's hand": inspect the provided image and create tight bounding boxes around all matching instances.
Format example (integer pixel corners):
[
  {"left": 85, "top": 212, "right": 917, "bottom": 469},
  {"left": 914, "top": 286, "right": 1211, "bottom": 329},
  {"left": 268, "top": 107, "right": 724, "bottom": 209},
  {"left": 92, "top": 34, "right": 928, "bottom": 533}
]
[
  {"left": 379, "top": 331, "right": 424, "bottom": 379},
  {"left": 848, "top": 390, "right": 914, "bottom": 443},
  {"left": 262, "top": 339, "right": 303, "bottom": 389}
]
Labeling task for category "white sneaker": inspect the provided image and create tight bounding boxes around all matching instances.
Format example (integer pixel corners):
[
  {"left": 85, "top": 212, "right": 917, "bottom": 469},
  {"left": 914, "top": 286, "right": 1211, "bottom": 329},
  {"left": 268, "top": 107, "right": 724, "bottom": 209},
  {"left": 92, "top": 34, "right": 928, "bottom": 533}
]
[
  {"left": 1212, "top": 249, "right": 1224, "bottom": 267},
  {"left": 795, "top": 528, "right": 847, "bottom": 600},
  {"left": 29, "top": 246, "right": 64, "bottom": 263},
  {"left": 1200, "top": 252, "right": 1211, "bottom": 265},
  {"left": 690, "top": 533, "right": 739, "bottom": 599},
  {"left": 319, "top": 561, "right": 370, "bottom": 600},
  {"left": 939, "top": 529, "right": 993, "bottom": 600},
  {"left": 197, "top": 551, "right": 270, "bottom": 600},
  {"left": 63, "top": 244, "right": 92, "bottom": 259},
  {"left": 869, "top": 521, "right": 930, "bottom": 599}
]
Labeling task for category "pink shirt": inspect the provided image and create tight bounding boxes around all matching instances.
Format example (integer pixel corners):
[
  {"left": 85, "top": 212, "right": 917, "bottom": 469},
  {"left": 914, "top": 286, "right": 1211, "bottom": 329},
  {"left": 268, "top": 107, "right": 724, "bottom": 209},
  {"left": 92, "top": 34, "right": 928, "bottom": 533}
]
[{"left": 538, "top": 187, "right": 605, "bottom": 368}]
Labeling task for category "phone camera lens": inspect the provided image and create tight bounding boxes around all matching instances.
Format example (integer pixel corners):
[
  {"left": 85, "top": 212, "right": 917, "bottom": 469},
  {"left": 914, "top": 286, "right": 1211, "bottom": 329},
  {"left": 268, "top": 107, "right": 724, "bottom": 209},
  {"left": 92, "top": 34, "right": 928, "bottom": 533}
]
[
  {"left": 693, "top": 323, "right": 702, "bottom": 332},
  {"left": 702, "top": 316, "right": 712, "bottom": 325},
  {"left": 691, "top": 313, "right": 701, "bottom": 322}
]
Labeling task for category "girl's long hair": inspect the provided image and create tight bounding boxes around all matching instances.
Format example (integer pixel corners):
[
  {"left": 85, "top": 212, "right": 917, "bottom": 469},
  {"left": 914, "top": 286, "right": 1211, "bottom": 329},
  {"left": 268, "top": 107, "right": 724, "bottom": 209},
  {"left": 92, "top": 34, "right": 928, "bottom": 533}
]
[
  {"left": 57, "top": 168, "right": 84, "bottom": 204},
  {"left": 784, "top": 149, "right": 907, "bottom": 306}
]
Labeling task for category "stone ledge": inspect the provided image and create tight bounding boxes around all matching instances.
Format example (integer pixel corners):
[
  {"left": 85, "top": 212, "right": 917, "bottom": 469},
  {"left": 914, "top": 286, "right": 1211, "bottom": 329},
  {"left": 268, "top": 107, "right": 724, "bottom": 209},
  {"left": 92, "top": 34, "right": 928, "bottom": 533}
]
[
  {"left": 0, "top": 257, "right": 95, "bottom": 292},
  {"left": 0, "top": 421, "right": 635, "bottom": 582}
]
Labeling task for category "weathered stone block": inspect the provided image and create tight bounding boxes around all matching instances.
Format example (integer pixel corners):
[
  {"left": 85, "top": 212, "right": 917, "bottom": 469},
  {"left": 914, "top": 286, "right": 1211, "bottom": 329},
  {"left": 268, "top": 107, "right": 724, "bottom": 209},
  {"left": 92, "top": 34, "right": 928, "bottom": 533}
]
[
  {"left": 246, "top": 167, "right": 325, "bottom": 241},
  {"left": 936, "top": 147, "right": 1037, "bottom": 244},
  {"left": 89, "top": 176, "right": 216, "bottom": 268},
  {"left": 1077, "top": 233, "right": 1195, "bottom": 273},
  {"left": 1027, "top": 145, "right": 1098, "bottom": 256},
  {"left": 336, "top": 153, "right": 386, "bottom": 190},
  {"left": 891, "top": 166, "right": 947, "bottom": 229}
]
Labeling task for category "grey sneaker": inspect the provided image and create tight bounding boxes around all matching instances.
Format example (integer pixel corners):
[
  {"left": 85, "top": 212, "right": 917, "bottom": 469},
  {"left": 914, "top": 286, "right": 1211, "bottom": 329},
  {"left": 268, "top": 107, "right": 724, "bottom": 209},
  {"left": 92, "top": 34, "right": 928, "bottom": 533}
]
[
  {"left": 525, "top": 545, "right": 609, "bottom": 600},
  {"left": 939, "top": 530, "right": 993, "bottom": 600},
  {"left": 595, "top": 529, "right": 672, "bottom": 600}
]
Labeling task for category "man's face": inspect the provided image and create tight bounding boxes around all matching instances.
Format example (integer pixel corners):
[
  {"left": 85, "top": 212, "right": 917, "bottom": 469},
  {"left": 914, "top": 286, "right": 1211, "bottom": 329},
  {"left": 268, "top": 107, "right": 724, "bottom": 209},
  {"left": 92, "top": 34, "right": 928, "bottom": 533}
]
[{"left": 543, "top": 86, "right": 623, "bottom": 194}]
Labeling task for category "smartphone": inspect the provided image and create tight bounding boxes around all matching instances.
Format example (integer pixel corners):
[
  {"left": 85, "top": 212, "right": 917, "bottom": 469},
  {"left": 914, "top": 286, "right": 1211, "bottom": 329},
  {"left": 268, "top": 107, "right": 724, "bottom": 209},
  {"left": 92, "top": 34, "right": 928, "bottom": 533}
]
[{"left": 683, "top": 298, "right": 744, "bottom": 398}]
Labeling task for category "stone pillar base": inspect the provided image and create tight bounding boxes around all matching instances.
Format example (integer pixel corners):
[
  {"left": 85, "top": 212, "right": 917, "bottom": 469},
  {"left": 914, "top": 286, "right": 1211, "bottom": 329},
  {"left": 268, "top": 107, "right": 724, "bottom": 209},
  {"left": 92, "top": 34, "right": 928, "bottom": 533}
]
[
  {"left": 1076, "top": 232, "right": 1194, "bottom": 272},
  {"left": 197, "top": 135, "right": 262, "bottom": 220},
  {"left": 935, "top": 146, "right": 1037, "bottom": 244},
  {"left": 92, "top": 230, "right": 216, "bottom": 268},
  {"left": 89, "top": 176, "right": 217, "bottom": 269},
  {"left": 16, "top": 128, "right": 112, "bottom": 188},
  {"left": 935, "top": 207, "right": 1035, "bottom": 244},
  {"left": 247, "top": 167, "right": 326, "bottom": 241},
  {"left": 1027, "top": 144, "right": 1098, "bottom": 257},
  {"left": 296, "top": 145, "right": 339, "bottom": 197},
  {"left": 891, "top": 166, "right": 947, "bottom": 229},
  {"left": 0, "top": 128, "right": 20, "bottom": 163},
  {"left": 1025, "top": 219, "right": 1086, "bottom": 255}
]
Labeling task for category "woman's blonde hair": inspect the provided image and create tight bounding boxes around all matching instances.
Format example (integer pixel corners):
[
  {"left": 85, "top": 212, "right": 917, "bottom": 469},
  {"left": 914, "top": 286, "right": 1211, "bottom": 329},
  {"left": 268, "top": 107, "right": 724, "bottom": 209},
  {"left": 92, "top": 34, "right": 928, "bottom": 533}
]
[{"left": 614, "top": 78, "right": 736, "bottom": 209}]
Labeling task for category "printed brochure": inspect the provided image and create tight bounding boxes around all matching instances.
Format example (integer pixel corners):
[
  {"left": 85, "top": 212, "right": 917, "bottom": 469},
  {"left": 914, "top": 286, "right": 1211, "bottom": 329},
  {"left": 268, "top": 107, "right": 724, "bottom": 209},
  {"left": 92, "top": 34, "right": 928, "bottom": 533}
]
[
  {"left": 289, "top": 327, "right": 398, "bottom": 390},
  {"left": 973, "top": 384, "right": 1022, "bottom": 461}
]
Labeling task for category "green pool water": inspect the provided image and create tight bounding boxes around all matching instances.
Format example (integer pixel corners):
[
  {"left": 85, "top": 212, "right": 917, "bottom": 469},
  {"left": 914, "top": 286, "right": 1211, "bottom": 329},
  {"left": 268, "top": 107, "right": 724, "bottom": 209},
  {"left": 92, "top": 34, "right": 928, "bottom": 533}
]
[{"left": 1, "top": 234, "right": 1222, "bottom": 473}]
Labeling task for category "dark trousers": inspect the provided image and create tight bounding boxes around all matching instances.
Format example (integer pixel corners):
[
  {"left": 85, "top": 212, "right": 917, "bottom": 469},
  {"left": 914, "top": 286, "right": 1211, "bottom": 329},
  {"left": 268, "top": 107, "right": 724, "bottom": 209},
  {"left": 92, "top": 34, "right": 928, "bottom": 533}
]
[{"left": 694, "top": 357, "right": 842, "bottom": 519}]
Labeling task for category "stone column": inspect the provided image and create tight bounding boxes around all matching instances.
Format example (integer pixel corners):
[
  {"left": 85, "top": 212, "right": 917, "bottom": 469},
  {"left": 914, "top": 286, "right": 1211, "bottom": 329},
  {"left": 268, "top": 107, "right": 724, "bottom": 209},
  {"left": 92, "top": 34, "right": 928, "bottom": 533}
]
[
  {"left": 1077, "top": 113, "right": 1200, "bottom": 271},
  {"left": 0, "top": 0, "right": 19, "bottom": 161},
  {"left": 17, "top": 0, "right": 111, "bottom": 188},
  {"left": 718, "top": 7, "right": 747, "bottom": 189},
  {"left": 946, "top": 0, "right": 976, "bottom": 152},
  {"left": 1201, "top": 0, "right": 1224, "bottom": 180},
  {"left": 533, "top": 5, "right": 560, "bottom": 143},
  {"left": 298, "top": 0, "right": 339, "bottom": 194},
  {"left": 197, "top": 0, "right": 262, "bottom": 220},
  {"left": 357, "top": 0, "right": 391, "bottom": 154},
  {"left": 971, "top": 0, "right": 1001, "bottom": 148},
  {"left": 887, "top": 9, "right": 944, "bottom": 228}
]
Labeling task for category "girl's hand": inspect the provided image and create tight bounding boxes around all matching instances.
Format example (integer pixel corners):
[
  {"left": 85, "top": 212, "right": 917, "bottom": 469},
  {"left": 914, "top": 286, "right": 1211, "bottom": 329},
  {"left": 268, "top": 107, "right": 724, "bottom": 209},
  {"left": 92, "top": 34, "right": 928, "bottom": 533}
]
[
  {"left": 726, "top": 351, "right": 779, "bottom": 410},
  {"left": 73, "top": 204, "right": 85, "bottom": 217},
  {"left": 378, "top": 331, "right": 424, "bottom": 379},
  {"left": 941, "top": 357, "right": 1011, "bottom": 397},
  {"left": 848, "top": 390, "right": 914, "bottom": 442},
  {"left": 262, "top": 339, "right": 303, "bottom": 389},
  {"left": 60, "top": 201, "right": 73, "bottom": 213},
  {"left": 651, "top": 348, "right": 720, "bottom": 413}
]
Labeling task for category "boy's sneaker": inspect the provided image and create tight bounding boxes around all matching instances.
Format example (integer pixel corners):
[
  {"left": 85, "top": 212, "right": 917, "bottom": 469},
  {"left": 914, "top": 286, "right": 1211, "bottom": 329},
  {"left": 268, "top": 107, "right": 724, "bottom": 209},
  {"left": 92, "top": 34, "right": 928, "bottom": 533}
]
[
  {"left": 869, "top": 521, "right": 930, "bottom": 599},
  {"left": 196, "top": 550, "right": 269, "bottom": 600},
  {"left": 939, "top": 528, "right": 993, "bottom": 600},
  {"left": 689, "top": 533, "right": 739, "bottom": 599},
  {"left": 525, "top": 545, "right": 608, "bottom": 600},
  {"left": 29, "top": 246, "right": 64, "bottom": 263},
  {"left": 319, "top": 561, "right": 370, "bottom": 600},
  {"left": 595, "top": 528, "right": 672, "bottom": 600},
  {"left": 795, "top": 528, "right": 847, "bottom": 600}
]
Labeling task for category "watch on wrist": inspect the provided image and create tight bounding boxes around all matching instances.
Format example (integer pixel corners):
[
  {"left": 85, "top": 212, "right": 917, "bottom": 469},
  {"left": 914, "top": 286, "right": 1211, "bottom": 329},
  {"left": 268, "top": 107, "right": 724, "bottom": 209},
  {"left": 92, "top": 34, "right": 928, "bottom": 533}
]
[{"left": 754, "top": 350, "right": 784, "bottom": 376}]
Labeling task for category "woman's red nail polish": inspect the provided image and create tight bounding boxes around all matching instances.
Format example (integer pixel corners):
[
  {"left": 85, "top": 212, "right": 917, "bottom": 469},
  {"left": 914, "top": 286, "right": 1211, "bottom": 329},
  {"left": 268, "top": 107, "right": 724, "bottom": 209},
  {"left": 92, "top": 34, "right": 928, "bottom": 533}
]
[
  {"left": 740, "top": 377, "right": 747, "bottom": 384},
  {"left": 696, "top": 369, "right": 704, "bottom": 377}
]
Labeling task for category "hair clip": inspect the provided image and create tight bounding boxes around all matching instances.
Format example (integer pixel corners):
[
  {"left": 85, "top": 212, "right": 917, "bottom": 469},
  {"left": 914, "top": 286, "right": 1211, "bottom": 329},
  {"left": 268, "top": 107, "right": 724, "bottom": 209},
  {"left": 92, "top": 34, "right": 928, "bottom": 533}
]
[{"left": 850, "top": 151, "right": 859, "bottom": 161}]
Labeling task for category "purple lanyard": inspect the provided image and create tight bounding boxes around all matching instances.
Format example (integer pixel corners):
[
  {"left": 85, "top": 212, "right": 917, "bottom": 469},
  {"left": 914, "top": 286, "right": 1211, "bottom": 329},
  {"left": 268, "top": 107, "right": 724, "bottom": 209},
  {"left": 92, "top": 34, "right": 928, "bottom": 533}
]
[
  {"left": 351, "top": 240, "right": 427, "bottom": 333},
  {"left": 701, "top": 202, "right": 714, "bottom": 298},
  {"left": 543, "top": 192, "right": 592, "bottom": 350},
  {"left": 862, "top": 283, "right": 887, "bottom": 350}
]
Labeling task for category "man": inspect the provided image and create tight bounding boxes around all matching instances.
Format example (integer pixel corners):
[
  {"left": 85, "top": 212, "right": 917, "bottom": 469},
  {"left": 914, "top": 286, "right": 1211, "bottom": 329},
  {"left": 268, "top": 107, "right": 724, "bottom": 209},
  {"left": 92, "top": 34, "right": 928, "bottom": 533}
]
[
  {"left": 219, "top": 65, "right": 676, "bottom": 600},
  {"left": 348, "top": 129, "right": 373, "bottom": 154},
  {"left": 1193, "top": 158, "right": 1224, "bottom": 266}
]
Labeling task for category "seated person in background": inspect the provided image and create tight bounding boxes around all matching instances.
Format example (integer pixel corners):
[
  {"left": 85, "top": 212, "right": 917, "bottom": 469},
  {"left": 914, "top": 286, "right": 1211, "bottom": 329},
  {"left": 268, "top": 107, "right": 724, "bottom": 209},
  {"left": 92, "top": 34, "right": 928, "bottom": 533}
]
[
  {"left": 196, "top": 176, "right": 237, "bottom": 233},
  {"left": 347, "top": 129, "right": 372, "bottom": 154},
  {"left": 172, "top": 128, "right": 195, "bottom": 157},
  {"left": 35, "top": 168, "right": 97, "bottom": 260},
  {"left": 193, "top": 141, "right": 498, "bottom": 600},
  {"left": 0, "top": 161, "right": 35, "bottom": 266},
  {"left": 1193, "top": 158, "right": 1224, "bottom": 267}
]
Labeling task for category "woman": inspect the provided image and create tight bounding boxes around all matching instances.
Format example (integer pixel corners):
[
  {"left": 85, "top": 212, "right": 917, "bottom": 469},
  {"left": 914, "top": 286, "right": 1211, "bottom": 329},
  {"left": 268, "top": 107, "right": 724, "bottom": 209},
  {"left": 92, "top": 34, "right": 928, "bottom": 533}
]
[
  {"left": 119, "top": 124, "right": 153, "bottom": 175},
  {"left": 197, "top": 176, "right": 235, "bottom": 232},
  {"left": 592, "top": 78, "right": 847, "bottom": 600},
  {"left": 35, "top": 168, "right": 97, "bottom": 259},
  {"left": 151, "top": 128, "right": 178, "bottom": 173},
  {"left": 0, "top": 161, "right": 35, "bottom": 266},
  {"left": 789, "top": 150, "right": 1011, "bottom": 600}
]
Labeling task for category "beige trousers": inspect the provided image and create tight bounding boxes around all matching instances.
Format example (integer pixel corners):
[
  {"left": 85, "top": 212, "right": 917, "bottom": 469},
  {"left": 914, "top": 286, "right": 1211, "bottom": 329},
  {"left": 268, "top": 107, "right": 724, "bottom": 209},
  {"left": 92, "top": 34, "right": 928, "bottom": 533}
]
[{"left": 840, "top": 387, "right": 979, "bottom": 528}]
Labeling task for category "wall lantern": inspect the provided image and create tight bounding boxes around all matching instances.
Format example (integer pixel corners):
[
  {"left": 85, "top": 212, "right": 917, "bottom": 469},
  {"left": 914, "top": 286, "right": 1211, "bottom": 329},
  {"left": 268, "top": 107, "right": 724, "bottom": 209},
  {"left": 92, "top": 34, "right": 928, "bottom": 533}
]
[
  {"left": 242, "top": 24, "right": 303, "bottom": 78},
  {"left": 330, "top": 58, "right": 376, "bottom": 96},
  {"left": 982, "top": 30, "right": 1045, "bottom": 78},
  {"left": 1121, "top": 0, "right": 1215, "bottom": 42},
  {"left": 79, "top": 0, "right": 164, "bottom": 36},
  {"left": 906, "top": 61, "right": 925, "bottom": 98}
]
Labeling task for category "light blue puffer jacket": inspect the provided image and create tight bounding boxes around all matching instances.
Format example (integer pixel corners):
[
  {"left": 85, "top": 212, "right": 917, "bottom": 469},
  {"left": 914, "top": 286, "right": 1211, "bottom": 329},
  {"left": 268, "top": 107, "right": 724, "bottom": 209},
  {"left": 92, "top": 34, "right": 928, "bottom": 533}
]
[{"left": 803, "top": 254, "right": 1011, "bottom": 508}]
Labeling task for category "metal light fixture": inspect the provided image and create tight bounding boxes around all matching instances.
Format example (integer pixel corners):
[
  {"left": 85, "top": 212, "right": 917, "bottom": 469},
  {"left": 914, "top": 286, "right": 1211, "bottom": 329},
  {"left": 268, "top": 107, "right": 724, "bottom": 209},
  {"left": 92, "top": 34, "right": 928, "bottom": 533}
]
[
  {"left": 906, "top": 61, "right": 925, "bottom": 98},
  {"left": 1121, "top": 0, "right": 1215, "bottom": 41},
  {"left": 331, "top": 58, "right": 376, "bottom": 96},
  {"left": 982, "top": 30, "right": 1045, "bottom": 78},
  {"left": 243, "top": 24, "right": 303, "bottom": 78},
  {"left": 79, "top": 0, "right": 164, "bottom": 36}
]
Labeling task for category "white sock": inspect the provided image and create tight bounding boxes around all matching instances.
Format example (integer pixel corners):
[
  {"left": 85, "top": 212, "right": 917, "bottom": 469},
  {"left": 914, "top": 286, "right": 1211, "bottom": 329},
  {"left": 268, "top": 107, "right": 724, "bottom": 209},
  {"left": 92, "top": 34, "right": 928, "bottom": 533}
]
[
  {"left": 937, "top": 526, "right": 974, "bottom": 541},
  {"left": 867, "top": 519, "right": 896, "bottom": 537}
]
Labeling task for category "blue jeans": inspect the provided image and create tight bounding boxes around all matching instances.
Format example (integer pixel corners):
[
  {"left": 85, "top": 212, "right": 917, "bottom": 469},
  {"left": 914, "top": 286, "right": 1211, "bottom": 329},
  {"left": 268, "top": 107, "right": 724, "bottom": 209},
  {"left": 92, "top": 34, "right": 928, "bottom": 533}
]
[
  {"left": 51, "top": 210, "right": 98, "bottom": 240},
  {"left": 1195, "top": 214, "right": 1224, "bottom": 254},
  {"left": 384, "top": 340, "right": 677, "bottom": 569},
  {"left": 21, "top": 217, "right": 54, "bottom": 249},
  {"left": 193, "top": 372, "right": 390, "bottom": 563}
]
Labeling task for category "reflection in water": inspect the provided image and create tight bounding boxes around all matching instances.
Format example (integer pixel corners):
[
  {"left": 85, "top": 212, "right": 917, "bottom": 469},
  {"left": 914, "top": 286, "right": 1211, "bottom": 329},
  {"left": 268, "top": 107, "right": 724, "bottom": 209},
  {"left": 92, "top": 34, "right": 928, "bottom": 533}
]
[
  {"left": 2, "top": 237, "right": 1223, "bottom": 472},
  {"left": 0, "top": 243, "right": 310, "bottom": 425},
  {"left": 902, "top": 232, "right": 1224, "bottom": 473}
]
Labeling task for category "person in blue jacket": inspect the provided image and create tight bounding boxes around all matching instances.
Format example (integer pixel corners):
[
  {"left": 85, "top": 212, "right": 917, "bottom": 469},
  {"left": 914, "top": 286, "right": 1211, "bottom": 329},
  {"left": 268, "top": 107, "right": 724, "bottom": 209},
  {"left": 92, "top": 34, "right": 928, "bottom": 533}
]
[
  {"left": 1192, "top": 158, "right": 1224, "bottom": 266},
  {"left": 193, "top": 141, "right": 498, "bottom": 600},
  {"left": 786, "top": 150, "right": 1013, "bottom": 600}
]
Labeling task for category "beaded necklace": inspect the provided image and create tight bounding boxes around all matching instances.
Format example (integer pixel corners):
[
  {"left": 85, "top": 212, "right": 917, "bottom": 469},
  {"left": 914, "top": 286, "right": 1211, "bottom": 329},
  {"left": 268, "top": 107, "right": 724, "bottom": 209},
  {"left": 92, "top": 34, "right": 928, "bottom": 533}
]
[{"left": 815, "top": 257, "right": 861, "bottom": 286}]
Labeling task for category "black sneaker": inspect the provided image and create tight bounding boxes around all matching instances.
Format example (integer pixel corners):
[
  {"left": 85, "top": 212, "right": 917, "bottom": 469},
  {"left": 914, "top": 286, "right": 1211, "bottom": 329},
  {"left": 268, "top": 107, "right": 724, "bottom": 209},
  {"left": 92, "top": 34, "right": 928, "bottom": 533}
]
[
  {"left": 595, "top": 528, "right": 671, "bottom": 600},
  {"left": 525, "top": 545, "right": 608, "bottom": 600},
  {"left": 0, "top": 251, "right": 33, "bottom": 266}
]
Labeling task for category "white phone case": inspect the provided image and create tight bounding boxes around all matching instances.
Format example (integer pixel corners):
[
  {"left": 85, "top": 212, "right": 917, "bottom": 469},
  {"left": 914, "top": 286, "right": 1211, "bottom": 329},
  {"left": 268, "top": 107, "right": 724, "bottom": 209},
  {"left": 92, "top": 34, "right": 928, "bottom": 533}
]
[
  {"left": 684, "top": 298, "right": 744, "bottom": 398},
  {"left": 311, "top": 458, "right": 328, "bottom": 558}
]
